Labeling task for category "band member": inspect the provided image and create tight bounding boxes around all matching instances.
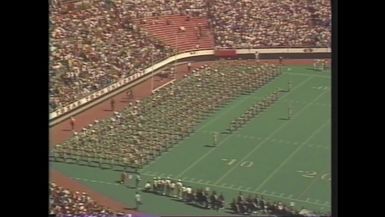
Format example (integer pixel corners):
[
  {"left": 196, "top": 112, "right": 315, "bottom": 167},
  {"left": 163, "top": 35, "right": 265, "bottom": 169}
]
[{"left": 213, "top": 132, "right": 219, "bottom": 147}]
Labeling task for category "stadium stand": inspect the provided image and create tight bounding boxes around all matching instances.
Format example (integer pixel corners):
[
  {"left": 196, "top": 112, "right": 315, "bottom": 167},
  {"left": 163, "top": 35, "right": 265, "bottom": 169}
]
[
  {"left": 209, "top": 0, "right": 331, "bottom": 48},
  {"left": 50, "top": 0, "right": 331, "bottom": 113},
  {"left": 49, "top": 0, "right": 174, "bottom": 112},
  {"left": 49, "top": 182, "right": 129, "bottom": 216},
  {"left": 50, "top": 1, "right": 331, "bottom": 215}
]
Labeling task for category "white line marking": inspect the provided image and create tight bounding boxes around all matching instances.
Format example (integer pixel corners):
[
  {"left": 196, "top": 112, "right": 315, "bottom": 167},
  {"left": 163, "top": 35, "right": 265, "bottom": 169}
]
[
  {"left": 177, "top": 77, "right": 314, "bottom": 178},
  {"left": 255, "top": 118, "right": 330, "bottom": 191},
  {"left": 215, "top": 88, "right": 328, "bottom": 185}
]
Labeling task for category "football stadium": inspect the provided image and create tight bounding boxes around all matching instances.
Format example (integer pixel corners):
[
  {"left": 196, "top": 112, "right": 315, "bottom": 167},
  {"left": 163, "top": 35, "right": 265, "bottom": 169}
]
[{"left": 49, "top": 0, "right": 332, "bottom": 216}]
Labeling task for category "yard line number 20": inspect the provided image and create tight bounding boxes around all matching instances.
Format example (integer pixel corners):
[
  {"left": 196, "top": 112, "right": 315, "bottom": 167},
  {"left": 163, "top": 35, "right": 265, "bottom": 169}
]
[
  {"left": 297, "top": 170, "right": 331, "bottom": 181},
  {"left": 222, "top": 159, "right": 254, "bottom": 168}
]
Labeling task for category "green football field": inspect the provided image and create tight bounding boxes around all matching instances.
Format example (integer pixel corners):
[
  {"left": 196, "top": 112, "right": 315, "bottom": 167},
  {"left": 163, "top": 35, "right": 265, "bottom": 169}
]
[{"left": 52, "top": 65, "right": 331, "bottom": 216}]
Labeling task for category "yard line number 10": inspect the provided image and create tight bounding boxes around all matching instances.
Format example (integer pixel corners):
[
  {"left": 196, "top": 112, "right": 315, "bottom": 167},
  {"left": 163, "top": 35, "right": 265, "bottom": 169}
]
[{"left": 222, "top": 159, "right": 254, "bottom": 168}]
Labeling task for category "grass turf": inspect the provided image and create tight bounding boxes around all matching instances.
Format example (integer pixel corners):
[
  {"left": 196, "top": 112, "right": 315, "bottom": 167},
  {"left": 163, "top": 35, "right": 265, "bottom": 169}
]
[{"left": 51, "top": 65, "right": 331, "bottom": 216}]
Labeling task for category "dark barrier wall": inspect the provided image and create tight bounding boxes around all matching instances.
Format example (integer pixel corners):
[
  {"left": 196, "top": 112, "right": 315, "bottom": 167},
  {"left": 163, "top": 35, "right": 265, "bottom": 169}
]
[
  {"left": 177, "top": 52, "right": 331, "bottom": 63},
  {"left": 214, "top": 49, "right": 237, "bottom": 57}
]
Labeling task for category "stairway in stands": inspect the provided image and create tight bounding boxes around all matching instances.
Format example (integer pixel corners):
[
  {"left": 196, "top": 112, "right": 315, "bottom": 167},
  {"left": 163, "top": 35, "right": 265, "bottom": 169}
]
[{"left": 137, "top": 15, "right": 215, "bottom": 52}]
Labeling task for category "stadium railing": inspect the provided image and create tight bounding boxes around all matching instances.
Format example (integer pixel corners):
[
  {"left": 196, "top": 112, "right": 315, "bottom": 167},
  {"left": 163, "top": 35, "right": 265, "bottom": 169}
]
[{"left": 49, "top": 47, "right": 331, "bottom": 126}]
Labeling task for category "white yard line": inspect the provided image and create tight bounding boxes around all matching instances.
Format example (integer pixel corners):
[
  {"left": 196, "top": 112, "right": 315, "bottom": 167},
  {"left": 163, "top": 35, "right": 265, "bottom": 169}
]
[
  {"left": 176, "top": 76, "right": 314, "bottom": 178},
  {"left": 214, "top": 89, "right": 328, "bottom": 185},
  {"left": 255, "top": 118, "right": 330, "bottom": 191}
]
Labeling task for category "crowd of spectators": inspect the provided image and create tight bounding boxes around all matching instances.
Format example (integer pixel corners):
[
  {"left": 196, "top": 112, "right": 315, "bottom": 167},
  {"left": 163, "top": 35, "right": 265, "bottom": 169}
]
[
  {"left": 230, "top": 192, "right": 311, "bottom": 216},
  {"left": 209, "top": 0, "right": 331, "bottom": 48},
  {"left": 113, "top": 0, "right": 207, "bottom": 19},
  {"left": 49, "top": 0, "right": 174, "bottom": 112},
  {"left": 141, "top": 177, "right": 324, "bottom": 216},
  {"left": 143, "top": 177, "right": 225, "bottom": 210},
  {"left": 49, "top": 182, "right": 129, "bottom": 217},
  {"left": 50, "top": 0, "right": 331, "bottom": 112}
]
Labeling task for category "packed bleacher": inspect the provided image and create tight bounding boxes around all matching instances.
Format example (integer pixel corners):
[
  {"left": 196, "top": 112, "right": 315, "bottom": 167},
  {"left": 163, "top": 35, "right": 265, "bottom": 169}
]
[
  {"left": 114, "top": 0, "right": 207, "bottom": 19},
  {"left": 50, "top": 0, "right": 331, "bottom": 113},
  {"left": 49, "top": 0, "right": 174, "bottom": 112},
  {"left": 208, "top": 0, "right": 331, "bottom": 48},
  {"left": 49, "top": 182, "right": 129, "bottom": 217}
]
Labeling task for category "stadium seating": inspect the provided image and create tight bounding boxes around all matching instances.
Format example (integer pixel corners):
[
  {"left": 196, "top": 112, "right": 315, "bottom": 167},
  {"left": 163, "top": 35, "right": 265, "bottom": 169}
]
[
  {"left": 50, "top": 0, "right": 331, "bottom": 113},
  {"left": 137, "top": 15, "right": 215, "bottom": 52},
  {"left": 49, "top": 182, "right": 127, "bottom": 216}
]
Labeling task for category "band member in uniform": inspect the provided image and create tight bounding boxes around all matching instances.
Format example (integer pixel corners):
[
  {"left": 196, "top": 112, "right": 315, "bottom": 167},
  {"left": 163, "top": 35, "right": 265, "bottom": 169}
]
[
  {"left": 176, "top": 179, "right": 183, "bottom": 199},
  {"left": 135, "top": 174, "right": 141, "bottom": 189},
  {"left": 288, "top": 105, "right": 293, "bottom": 120},
  {"left": 144, "top": 181, "right": 152, "bottom": 192},
  {"left": 135, "top": 192, "right": 142, "bottom": 210},
  {"left": 120, "top": 172, "right": 128, "bottom": 185},
  {"left": 213, "top": 132, "right": 219, "bottom": 147}
]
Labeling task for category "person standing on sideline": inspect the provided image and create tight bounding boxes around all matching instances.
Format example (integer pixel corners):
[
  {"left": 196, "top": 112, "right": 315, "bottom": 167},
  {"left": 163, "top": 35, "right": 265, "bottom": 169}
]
[
  {"left": 187, "top": 62, "right": 192, "bottom": 73},
  {"left": 255, "top": 51, "right": 260, "bottom": 63},
  {"left": 110, "top": 98, "right": 115, "bottom": 111},
  {"left": 127, "top": 89, "right": 133, "bottom": 101},
  {"left": 70, "top": 116, "right": 76, "bottom": 131},
  {"left": 135, "top": 192, "right": 142, "bottom": 210}
]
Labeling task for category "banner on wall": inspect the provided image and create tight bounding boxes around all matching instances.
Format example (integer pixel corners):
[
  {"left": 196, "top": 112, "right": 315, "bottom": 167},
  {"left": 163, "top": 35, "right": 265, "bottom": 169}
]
[{"left": 214, "top": 49, "right": 237, "bottom": 57}]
